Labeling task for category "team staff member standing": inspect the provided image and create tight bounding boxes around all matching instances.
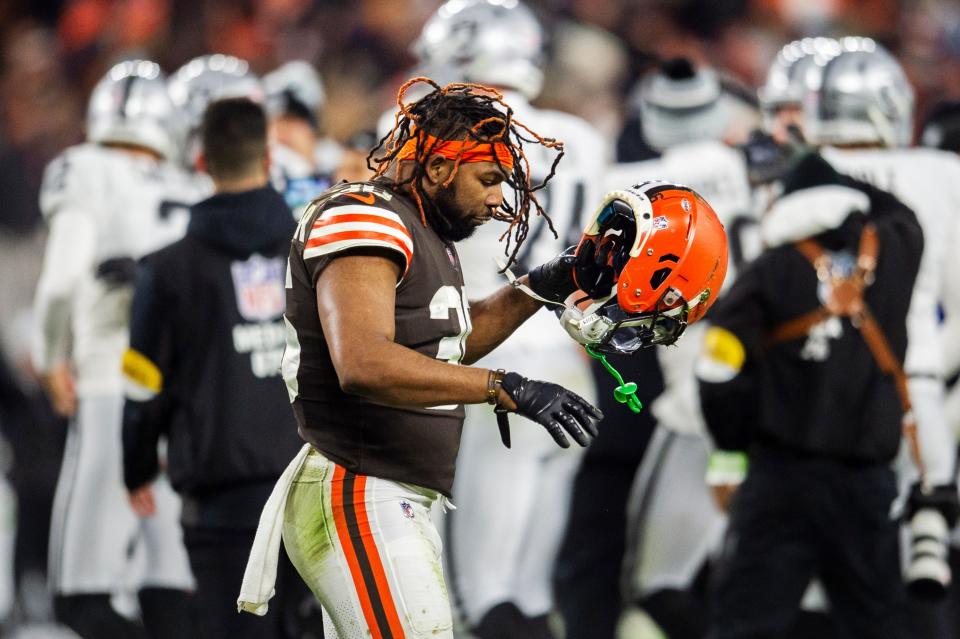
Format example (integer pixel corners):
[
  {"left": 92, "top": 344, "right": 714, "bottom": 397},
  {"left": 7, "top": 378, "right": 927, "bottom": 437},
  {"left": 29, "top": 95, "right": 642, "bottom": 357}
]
[
  {"left": 697, "top": 153, "right": 922, "bottom": 638},
  {"left": 252, "top": 79, "right": 603, "bottom": 638},
  {"left": 122, "top": 99, "right": 314, "bottom": 638}
]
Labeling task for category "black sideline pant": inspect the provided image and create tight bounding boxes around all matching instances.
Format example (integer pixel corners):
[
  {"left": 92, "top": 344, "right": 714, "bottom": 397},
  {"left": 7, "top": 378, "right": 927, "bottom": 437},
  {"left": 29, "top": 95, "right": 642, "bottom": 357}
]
[
  {"left": 183, "top": 526, "right": 318, "bottom": 639},
  {"left": 708, "top": 451, "right": 907, "bottom": 639}
]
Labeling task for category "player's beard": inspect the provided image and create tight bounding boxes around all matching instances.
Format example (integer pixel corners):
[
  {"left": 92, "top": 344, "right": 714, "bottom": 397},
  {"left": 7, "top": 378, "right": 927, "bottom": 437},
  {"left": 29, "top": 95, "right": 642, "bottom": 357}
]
[{"left": 433, "top": 181, "right": 482, "bottom": 242}]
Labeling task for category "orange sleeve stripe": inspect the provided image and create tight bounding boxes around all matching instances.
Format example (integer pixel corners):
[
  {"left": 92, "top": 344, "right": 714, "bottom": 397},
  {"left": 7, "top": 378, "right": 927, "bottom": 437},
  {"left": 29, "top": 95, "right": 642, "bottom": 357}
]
[
  {"left": 313, "top": 213, "right": 411, "bottom": 238},
  {"left": 305, "top": 230, "right": 413, "bottom": 264}
]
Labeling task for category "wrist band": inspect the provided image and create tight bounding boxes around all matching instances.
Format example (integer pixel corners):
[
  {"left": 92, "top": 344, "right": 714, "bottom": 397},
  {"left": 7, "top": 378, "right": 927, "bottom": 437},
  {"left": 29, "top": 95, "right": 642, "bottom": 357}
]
[
  {"left": 486, "top": 368, "right": 505, "bottom": 406},
  {"left": 706, "top": 450, "right": 749, "bottom": 486}
]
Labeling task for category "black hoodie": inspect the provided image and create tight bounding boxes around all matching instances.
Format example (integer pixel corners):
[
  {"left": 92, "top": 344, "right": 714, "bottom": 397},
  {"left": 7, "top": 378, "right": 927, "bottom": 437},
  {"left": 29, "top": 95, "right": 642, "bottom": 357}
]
[
  {"left": 699, "top": 153, "right": 923, "bottom": 462},
  {"left": 122, "top": 186, "right": 302, "bottom": 527}
]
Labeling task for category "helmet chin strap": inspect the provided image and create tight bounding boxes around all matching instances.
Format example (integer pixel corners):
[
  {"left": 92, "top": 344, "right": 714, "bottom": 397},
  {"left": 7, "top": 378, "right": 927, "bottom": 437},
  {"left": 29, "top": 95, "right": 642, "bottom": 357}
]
[
  {"left": 496, "top": 257, "right": 643, "bottom": 414},
  {"left": 496, "top": 256, "right": 566, "bottom": 306},
  {"left": 496, "top": 257, "right": 611, "bottom": 341}
]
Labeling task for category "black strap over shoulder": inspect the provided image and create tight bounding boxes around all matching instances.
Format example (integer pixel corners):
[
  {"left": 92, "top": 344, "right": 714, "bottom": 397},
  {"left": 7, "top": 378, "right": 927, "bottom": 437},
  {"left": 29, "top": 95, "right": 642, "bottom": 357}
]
[{"left": 765, "top": 224, "right": 927, "bottom": 483}]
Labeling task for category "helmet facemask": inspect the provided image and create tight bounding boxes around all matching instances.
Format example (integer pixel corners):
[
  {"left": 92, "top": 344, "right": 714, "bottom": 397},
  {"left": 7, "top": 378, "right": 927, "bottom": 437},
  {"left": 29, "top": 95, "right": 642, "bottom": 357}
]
[{"left": 558, "top": 294, "right": 691, "bottom": 355}]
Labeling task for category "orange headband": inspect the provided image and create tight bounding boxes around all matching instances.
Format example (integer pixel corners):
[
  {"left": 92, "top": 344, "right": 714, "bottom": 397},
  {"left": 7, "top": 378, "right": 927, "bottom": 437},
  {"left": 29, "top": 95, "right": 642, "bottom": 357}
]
[{"left": 396, "top": 132, "right": 514, "bottom": 173}]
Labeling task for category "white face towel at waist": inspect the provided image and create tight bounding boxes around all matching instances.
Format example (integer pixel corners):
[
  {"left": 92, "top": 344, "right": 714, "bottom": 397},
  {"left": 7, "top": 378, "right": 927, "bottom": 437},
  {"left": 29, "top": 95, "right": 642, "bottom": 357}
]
[{"left": 237, "top": 443, "right": 312, "bottom": 616}]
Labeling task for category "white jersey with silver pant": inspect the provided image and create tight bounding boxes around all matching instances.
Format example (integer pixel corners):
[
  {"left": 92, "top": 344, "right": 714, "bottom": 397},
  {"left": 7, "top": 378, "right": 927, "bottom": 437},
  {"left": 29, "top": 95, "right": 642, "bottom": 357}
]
[
  {"left": 34, "top": 143, "right": 206, "bottom": 594},
  {"left": 605, "top": 140, "right": 757, "bottom": 600},
  {"left": 450, "top": 92, "right": 607, "bottom": 625}
]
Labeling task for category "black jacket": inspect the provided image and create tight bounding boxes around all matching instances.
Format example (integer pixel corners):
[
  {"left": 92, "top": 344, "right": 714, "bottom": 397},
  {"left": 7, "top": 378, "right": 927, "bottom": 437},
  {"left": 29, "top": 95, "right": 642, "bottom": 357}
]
[
  {"left": 122, "top": 187, "right": 301, "bottom": 524},
  {"left": 699, "top": 153, "right": 923, "bottom": 463}
]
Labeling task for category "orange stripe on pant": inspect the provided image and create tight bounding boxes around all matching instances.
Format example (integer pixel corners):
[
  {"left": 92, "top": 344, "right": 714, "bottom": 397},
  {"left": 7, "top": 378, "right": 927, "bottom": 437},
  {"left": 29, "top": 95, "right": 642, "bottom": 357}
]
[
  {"left": 353, "top": 474, "right": 406, "bottom": 637},
  {"left": 330, "top": 465, "right": 406, "bottom": 638}
]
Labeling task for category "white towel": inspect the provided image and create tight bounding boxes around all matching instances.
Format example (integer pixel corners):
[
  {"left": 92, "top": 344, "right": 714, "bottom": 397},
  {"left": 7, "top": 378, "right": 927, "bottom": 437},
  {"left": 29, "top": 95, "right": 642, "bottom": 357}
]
[{"left": 237, "top": 443, "right": 311, "bottom": 615}]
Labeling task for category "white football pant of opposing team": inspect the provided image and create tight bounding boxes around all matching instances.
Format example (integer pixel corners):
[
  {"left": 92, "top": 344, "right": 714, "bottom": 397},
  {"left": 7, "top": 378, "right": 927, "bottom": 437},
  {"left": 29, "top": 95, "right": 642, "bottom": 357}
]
[
  {"left": 450, "top": 91, "right": 608, "bottom": 627},
  {"left": 603, "top": 140, "right": 759, "bottom": 621}
]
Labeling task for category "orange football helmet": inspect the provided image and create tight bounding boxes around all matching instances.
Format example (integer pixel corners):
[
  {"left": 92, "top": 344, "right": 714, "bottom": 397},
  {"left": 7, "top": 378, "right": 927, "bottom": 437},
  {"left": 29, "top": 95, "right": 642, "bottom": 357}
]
[{"left": 563, "top": 181, "right": 728, "bottom": 353}]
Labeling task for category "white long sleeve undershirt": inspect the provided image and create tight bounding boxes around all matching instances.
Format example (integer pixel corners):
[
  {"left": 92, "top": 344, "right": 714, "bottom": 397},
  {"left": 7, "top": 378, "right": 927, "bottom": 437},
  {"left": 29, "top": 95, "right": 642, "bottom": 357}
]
[{"left": 31, "top": 208, "right": 97, "bottom": 373}]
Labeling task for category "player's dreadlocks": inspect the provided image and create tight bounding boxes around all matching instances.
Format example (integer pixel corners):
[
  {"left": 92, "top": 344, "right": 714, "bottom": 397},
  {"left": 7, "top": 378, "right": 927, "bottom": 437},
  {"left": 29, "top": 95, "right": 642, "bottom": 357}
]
[{"left": 370, "top": 77, "right": 564, "bottom": 268}]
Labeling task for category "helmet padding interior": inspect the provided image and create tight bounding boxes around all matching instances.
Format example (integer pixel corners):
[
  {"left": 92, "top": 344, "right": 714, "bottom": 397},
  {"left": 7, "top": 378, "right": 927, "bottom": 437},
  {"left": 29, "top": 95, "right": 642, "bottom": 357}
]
[{"left": 574, "top": 198, "right": 636, "bottom": 299}]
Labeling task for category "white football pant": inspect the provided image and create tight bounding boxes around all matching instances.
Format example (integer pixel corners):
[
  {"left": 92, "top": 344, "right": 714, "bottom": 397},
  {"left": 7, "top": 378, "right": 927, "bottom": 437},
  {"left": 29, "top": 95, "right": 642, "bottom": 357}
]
[
  {"left": 48, "top": 394, "right": 193, "bottom": 595},
  {"left": 282, "top": 447, "right": 454, "bottom": 639}
]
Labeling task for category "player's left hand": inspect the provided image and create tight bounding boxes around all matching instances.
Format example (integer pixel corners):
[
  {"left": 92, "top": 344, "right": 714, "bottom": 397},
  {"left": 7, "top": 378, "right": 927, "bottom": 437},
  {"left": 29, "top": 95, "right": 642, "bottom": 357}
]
[
  {"left": 128, "top": 484, "right": 156, "bottom": 517},
  {"left": 499, "top": 372, "right": 602, "bottom": 448},
  {"left": 42, "top": 363, "right": 77, "bottom": 418},
  {"left": 527, "top": 246, "right": 578, "bottom": 304}
]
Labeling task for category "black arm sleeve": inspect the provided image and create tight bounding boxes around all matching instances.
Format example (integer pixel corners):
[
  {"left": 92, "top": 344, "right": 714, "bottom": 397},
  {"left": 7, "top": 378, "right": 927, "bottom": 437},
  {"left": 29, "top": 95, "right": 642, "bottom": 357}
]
[
  {"left": 122, "top": 258, "right": 174, "bottom": 491},
  {"left": 697, "top": 258, "right": 767, "bottom": 451}
]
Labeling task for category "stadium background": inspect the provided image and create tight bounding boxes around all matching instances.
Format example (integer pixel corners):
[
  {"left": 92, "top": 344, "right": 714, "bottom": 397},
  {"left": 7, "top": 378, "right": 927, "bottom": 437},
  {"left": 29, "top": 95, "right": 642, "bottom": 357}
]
[{"left": 2, "top": 0, "right": 960, "bottom": 634}]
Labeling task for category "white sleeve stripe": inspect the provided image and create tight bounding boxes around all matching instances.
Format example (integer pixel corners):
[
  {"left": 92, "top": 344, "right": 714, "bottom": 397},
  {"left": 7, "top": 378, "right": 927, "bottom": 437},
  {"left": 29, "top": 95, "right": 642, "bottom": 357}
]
[
  {"left": 307, "top": 222, "right": 413, "bottom": 253},
  {"left": 316, "top": 205, "right": 406, "bottom": 226},
  {"left": 304, "top": 238, "right": 411, "bottom": 266}
]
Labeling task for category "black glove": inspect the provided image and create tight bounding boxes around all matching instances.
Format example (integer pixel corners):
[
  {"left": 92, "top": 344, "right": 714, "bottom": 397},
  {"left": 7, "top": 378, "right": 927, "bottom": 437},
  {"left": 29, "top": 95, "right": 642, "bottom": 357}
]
[
  {"left": 499, "top": 372, "right": 602, "bottom": 448},
  {"left": 527, "top": 246, "right": 578, "bottom": 305},
  {"left": 738, "top": 128, "right": 804, "bottom": 186}
]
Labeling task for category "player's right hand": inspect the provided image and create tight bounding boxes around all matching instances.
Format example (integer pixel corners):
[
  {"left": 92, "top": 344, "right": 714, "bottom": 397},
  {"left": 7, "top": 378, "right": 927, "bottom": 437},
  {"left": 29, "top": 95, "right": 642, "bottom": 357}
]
[
  {"left": 527, "top": 246, "right": 578, "bottom": 304},
  {"left": 499, "top": 372, "right": 602, "bottom": 448},
  {"left": 42, "top": 363, "right": 77, "bottom": 417},
  {"left": 128, "top": 484, "right": 156, "bottom": 518}
]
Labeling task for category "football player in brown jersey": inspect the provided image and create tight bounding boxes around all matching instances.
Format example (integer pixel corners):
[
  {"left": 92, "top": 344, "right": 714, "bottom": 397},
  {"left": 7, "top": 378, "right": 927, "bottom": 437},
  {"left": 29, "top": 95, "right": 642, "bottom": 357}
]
[{"left": 238, "top": 78, "right": 602, "bottom": 638}]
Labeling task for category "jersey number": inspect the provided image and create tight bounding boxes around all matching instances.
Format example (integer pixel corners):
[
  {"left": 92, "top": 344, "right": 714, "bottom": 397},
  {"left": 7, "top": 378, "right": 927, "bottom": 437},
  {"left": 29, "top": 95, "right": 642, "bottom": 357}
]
[{"left": 428, "top": 285, "right": 472, "bottom": 410}]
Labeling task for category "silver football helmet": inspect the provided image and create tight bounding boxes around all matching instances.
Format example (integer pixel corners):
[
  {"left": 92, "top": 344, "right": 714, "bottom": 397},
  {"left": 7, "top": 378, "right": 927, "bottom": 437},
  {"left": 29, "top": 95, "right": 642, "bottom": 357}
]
[
  {"left": 758, "top": 37, "right": 840, "bottom": 111},
  {"left": 87, "top": 59, "right": 177, "bottom": 159},
  {"left": 167, "top": 54, "right": 264, "bottom": 165},
  {"left": 263, "top": 60, "right": 325, "bottom": 125},
  {"left": 413, "top": 0, "right": 545, "bottom": 100},
  {"left": 802, "top": 38, "right": 914, "bottom": 148}
]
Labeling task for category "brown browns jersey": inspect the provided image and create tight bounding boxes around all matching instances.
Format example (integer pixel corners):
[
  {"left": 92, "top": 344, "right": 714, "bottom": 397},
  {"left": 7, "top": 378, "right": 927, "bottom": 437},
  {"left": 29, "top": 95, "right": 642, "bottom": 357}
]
[{"left": 281, "top": 179, "right": 471, "bottom": 495}]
